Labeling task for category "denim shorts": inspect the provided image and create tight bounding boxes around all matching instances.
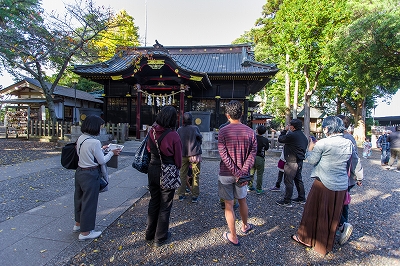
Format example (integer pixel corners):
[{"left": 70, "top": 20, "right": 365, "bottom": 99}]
[{"left": 218, "top": 176, "right": 247, "bottom": 200}]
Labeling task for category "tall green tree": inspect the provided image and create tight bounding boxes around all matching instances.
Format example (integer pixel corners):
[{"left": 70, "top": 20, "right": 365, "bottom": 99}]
[
  {"left": 89, "top": 10, "right": 140, "bottom": 61},
  {"left": 0, "top": 0, "right": 114, "bottom": 121},
  {"left": 253, "top": 0, "right": 351, "bottom": 137},
  {"left": 327, "top": 0, "right": 400, "bottom": 141}
]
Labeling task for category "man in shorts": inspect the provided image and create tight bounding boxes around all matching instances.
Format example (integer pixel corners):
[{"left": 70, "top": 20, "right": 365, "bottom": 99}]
[{"left": 218, "top": 100, "right": 257, "bottom": 246}]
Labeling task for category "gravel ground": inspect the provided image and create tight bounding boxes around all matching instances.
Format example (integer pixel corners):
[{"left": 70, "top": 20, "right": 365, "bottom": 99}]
[
  {"left": 66, "top": 148, "right": 400, "bottom": 266},
  {"left": 0, "top": 139, "right": 399, "bottom": 265}
]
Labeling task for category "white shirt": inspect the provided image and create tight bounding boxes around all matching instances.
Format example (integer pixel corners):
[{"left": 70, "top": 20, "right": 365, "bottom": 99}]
[{"left": 77, "top": 134, "right": 113, "bottom": 168}]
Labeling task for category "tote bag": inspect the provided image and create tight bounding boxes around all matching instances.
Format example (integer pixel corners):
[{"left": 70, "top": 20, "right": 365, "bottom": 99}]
[{"left": 132, "top": 134, "right": 150, "bottom": 173}]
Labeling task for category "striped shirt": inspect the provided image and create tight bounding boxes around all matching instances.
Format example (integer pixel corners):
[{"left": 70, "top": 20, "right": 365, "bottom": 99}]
[{"left": 218, "top": 123, "right": 257, "bottom": 177}]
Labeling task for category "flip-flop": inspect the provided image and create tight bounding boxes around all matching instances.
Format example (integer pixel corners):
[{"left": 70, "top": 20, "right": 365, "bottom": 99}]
[
  {"left": 241, "top": 223, "right": 254, "bottom": 234},
  {"left": 223, "top": 232, "right": 240, "bottom": 246},
  {"left": 291, "top": 234, "right": 311, "bottom": 247}
]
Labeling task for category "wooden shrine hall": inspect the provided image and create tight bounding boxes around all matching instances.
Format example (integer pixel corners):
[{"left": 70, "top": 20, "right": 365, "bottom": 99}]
[{"left": 73, "top": 41, "right": 279, "bottom": 139}]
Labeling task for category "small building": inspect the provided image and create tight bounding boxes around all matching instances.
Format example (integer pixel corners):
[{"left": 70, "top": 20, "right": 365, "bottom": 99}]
[
  {"left": 0, "top": 77, "right": 103, "bottom": 122},
  {"left": 296, "top": 107, "right": 327, "bottom": 135},
  {"left": 373, "top": 116, "right": 400, "bottom": 126},
  {"left": 73, "top": 42, "right": 279, "bottom": 139}
]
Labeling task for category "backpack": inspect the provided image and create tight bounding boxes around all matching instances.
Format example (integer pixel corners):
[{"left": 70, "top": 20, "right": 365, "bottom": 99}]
[{"left": 61, "top": 138, "right": 90, "bottom": 169}]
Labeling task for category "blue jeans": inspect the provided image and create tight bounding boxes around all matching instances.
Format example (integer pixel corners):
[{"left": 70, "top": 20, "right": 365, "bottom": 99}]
[{"left": 381, "top": 148, "right": 390, "bottom": 164}]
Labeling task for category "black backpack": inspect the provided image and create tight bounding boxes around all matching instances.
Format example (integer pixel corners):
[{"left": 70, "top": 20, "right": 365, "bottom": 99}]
[{"left": 61, "top": 138, "right": 90, "bottom": 169}]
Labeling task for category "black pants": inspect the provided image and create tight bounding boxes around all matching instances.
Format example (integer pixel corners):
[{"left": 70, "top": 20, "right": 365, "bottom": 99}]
[
  {"left": 283, "top": 161, "right": 305, "bottom": 202},
  {"left": 146, "top": 162, "right": 175, "bottom": 242}
]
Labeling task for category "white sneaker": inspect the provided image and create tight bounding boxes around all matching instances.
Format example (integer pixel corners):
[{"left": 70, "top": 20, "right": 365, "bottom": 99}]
[
  {"left": 73, "top": 225, "right": 80, "bottom": 232},
  {"left": 339, "top": 223, "right": 353, "bottom": 245},
  {"left": 79, "top": 230, "right": 102, "bottom": 241}
]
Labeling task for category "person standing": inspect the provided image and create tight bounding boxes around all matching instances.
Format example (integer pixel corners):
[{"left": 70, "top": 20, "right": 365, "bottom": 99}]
[
  {"left": 362, "top": 138, "right": 372, "bottom": 158},
  {"left": 177, "top": 112, "right": 203, "bottom": 203},
  {"left": 291, "top": 116, "right": 360, "bottom": 255},
  {"left": 387, "top": 125, "right": 400, "bottom": 172},
  {"left": 276, "top": 119, "right": 308, "bottom": 207},
  {"left": 248, "top": 125, "right": 270, "bottom": 195},
  {"left": 146, "top": 106, "right": 182, "bottom": 247},
  {"left": 336, "top": 114, "right": 363, "bottom": 245},
  {"left": 377, "top": 130, "right": 390, "bottom": 166},
  {"left": 218, "top": 100, "right": 257, "bottom": 246},
  {"left": 269, "top": 149, "right": 285, "bottom": 192},
  {"left": 74, "top": 115, "right": 121, "bottom": 241}
]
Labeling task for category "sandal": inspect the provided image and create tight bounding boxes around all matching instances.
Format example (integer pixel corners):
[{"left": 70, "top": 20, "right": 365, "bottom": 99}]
[
  {"left": 223, "top": 232, "right": 240, "bottom": 246},
  {"left": 291, "top": 234, "right": 311, "bottom": 247},
  {"left": 241, "top": 223, "right": 254, "bottom": 234}
]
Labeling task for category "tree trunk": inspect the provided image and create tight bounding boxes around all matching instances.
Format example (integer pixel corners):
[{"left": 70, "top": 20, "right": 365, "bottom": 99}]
[
  {"left": 352, "top": 98, "right": 366, "bottom": 143},
  {"left": 303, "top": 93, "right": 311, "bottom": 139},
  {"left": 285, "top": 54, "right": 291, "bottom": 125},
  {"left": 292, "top": 80, "right": 299, "bottom": 119},
  {"left": 38, "top": 79, "right": 58, "bottom": 122}
]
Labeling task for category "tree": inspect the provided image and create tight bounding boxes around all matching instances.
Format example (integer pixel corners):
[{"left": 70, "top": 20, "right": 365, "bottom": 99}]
[
  {"left": 89, "top": 10, "right": 140, "bottom": 61},
  {"left": 327, "top": 1, "right": 400, "bottom": 141},
  {"left": 253, "top": 0, "right": 351, "bottom": 137},
  {"left": 0, "top": 0, "right": 114, "bottom": 121}
]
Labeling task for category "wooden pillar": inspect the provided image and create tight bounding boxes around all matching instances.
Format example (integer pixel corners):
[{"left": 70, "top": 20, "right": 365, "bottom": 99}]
[
  {"left": 135, "top": 84, "right": 142, "bottom": 140},
  {"left": 215, "top": 85, "right": 221, "bottom": 128},
  {"left": 179, "top": 84, "right": 185, "bottom": 127},
  {"left": 244, "top": 84, "right": 250, "bottom": 124}
]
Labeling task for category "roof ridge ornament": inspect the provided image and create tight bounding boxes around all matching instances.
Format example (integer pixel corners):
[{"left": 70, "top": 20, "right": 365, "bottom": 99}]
[
  {"left": 154, "top": 40, "right": 163, "bottom": 48},
  {"left": 149, "top": 40, "right": 170, "bottom": 55}
]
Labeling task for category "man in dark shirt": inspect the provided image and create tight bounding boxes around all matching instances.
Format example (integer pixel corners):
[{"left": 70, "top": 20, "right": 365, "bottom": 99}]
[
  {"left": 276, "top": 119, "right": 308, "bottom": 207},
  {"left": 248, "top": 125, "right": 270, "bottom": 195}
]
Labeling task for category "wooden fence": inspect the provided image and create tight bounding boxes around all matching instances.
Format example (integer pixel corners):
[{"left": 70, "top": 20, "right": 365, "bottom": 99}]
[{"left": 0, "top": 120, "right": 130, "bottom": 142}]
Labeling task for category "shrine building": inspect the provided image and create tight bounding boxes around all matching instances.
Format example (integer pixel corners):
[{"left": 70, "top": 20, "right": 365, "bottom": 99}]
[{"left": 73, "top": 42, "right": 279, "bottom": 139}]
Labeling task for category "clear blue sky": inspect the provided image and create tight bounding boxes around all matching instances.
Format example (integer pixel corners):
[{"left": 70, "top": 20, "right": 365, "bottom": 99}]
[{"left": 1, "top": 0, "right": 398, "bottom": 117}]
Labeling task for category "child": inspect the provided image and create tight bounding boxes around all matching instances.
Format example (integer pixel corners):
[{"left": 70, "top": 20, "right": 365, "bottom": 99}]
[
  {"left": 248, "top": 125, "right": 270, "bottom": 195},
  {"left": 362, "top": 138, "right": 372, "bottom": 158},
  {"left": 270, "top": 149, "right": 285, "bottom": 192}
]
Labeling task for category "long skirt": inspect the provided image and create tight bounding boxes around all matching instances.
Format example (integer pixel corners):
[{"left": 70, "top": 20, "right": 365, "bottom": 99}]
[{"left": 297, "top": 179, "right": 346, "bottom": 255}]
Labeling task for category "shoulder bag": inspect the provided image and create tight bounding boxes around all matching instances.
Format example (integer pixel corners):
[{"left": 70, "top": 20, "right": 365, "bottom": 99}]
[
  {"left": 153, "top": 129, "right": 181, "bottom": 190},
  {"left": 132, "top": 133, "right": 151, "bottom": 173}
]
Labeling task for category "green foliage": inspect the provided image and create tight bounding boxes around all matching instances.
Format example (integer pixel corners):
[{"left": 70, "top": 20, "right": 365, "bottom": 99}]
[
  {"left": 88, "top": 10, "right": 140, "bottom": 61},
  {"left": 47, "top": 71, "right": 102, "bottom": 92}
]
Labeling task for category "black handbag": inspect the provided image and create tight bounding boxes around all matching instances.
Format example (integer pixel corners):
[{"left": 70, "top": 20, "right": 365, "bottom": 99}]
[
  {"left": 236, "top": 175, "right": 252, "bottom": 186},
  {"left": 61, "top": 138, "right": 90, "bottom": 169},
  {"left": 132, "top": 134, "right": 150, "bottom": 173},
  {"left": 153, "top": 129, "right": 181, "bottom": 190}
]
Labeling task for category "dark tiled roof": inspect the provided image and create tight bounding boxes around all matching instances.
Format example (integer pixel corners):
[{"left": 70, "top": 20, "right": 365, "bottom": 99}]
[
  {"left": 17, "top": 78, "right": 103, "bottom": 103},
  {"left": 297, "top": 107, "right": 327, "bottom": 119},
  {"left": 73, "top": 44, "right": 278, "bottom": 76}
]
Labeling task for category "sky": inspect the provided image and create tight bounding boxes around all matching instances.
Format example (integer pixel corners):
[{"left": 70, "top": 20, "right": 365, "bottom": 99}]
[{"left": 0, "top": 0, "right": 398, "bottom": 117}]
